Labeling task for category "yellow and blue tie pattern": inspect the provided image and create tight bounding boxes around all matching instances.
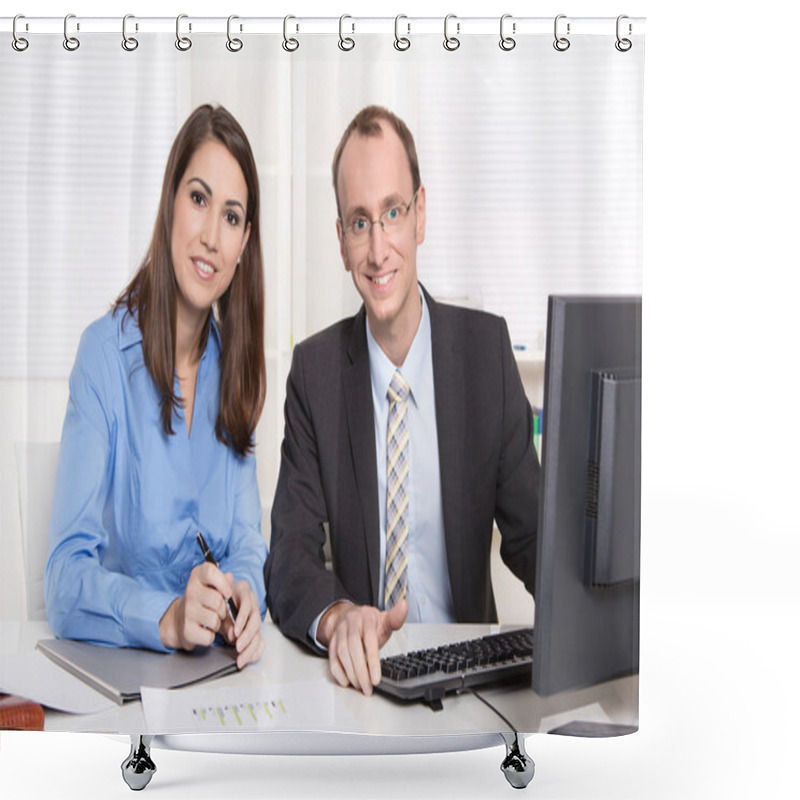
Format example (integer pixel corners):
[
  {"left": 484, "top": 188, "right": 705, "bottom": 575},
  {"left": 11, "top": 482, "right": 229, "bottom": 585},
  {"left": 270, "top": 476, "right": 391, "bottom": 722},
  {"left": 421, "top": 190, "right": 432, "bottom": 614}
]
[{"left": 384, "top": 370, "right": 410, "bottom": 610}]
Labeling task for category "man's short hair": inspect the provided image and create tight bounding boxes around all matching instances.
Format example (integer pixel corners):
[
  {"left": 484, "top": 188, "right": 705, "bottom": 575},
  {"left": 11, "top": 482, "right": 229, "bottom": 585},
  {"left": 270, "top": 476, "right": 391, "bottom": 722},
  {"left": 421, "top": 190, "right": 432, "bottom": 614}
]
[{"left": 332, "top": 105, "right": 421, "bottom": 220}]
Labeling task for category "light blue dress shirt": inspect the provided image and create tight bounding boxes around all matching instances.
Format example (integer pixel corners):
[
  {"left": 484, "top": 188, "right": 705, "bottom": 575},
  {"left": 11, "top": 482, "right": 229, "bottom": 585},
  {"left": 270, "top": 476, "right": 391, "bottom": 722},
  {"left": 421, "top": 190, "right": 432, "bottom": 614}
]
[
  {"left": 365, "top": 291, "right": 456, "bottom": 623},
  {"left": 44, "top": 309, "right": 267, "bottom": 651}
]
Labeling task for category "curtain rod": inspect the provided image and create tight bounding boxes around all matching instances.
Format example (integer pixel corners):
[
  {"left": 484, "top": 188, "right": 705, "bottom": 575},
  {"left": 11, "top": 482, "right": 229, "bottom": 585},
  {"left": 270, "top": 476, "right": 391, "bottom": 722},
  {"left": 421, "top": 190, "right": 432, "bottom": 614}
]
[{"left": 2, "top": 15, "right": 646, "bottom": 39}]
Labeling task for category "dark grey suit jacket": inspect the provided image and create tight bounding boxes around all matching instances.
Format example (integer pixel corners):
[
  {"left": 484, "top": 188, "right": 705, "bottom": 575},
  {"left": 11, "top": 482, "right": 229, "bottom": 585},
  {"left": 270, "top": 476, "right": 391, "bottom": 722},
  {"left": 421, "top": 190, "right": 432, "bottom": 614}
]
[{"left": 264, "top": 287, "right": 539, "bottom": 650}]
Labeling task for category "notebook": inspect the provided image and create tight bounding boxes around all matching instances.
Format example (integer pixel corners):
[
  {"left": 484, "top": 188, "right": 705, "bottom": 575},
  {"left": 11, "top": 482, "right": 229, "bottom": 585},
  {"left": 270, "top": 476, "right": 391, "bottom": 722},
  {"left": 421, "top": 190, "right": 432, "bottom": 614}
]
[{"left": 37, "top": 638, "right": 238, "bottom": 705}]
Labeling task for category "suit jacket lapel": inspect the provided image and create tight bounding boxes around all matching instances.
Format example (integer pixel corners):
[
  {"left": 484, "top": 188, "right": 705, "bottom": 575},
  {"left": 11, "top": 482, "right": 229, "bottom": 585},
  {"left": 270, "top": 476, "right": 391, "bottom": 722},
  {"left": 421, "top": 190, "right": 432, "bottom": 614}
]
[
  {"left": 343, "top": 308, "right": 381, "bottom": 604},
  {"left": 426, "top": 288, "right": 467, "bottom": 619}
]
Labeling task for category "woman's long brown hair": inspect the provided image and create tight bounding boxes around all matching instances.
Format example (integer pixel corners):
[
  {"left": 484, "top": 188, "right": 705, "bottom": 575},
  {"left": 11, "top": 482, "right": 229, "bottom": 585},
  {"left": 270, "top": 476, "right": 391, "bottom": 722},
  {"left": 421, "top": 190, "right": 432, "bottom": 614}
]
[{"left": 115, "top": 104, "right": 265, "bottom": 457}]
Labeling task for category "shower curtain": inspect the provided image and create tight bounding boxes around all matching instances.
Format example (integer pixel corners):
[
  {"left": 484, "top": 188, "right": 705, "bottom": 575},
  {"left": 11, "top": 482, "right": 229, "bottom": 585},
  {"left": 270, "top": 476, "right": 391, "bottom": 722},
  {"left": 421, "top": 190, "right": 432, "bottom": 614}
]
[{"left": 0, "top": 15, "right": 644, "bottom": 743}]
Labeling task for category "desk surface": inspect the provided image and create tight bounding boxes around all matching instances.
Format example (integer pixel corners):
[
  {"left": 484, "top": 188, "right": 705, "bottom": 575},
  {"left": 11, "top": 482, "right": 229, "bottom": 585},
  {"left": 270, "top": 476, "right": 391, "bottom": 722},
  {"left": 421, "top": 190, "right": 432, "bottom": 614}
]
[{"left": 1, "top": 620, "right": 637, "bottom": 750}]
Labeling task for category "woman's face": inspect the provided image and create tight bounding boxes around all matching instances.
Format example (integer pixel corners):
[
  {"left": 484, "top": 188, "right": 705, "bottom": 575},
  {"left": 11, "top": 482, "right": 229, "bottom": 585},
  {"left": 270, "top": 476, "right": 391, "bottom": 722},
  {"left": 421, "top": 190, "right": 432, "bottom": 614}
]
[{"left": 170, "top": 139, "right": 251, "bottom": 327}]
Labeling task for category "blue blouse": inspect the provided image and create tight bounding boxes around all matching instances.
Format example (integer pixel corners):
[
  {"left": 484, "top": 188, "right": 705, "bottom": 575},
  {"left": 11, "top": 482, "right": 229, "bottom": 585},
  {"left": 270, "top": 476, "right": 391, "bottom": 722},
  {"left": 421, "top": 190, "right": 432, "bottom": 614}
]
[{"left": 44, "top": 309, "right": 267, "bottom": 651}]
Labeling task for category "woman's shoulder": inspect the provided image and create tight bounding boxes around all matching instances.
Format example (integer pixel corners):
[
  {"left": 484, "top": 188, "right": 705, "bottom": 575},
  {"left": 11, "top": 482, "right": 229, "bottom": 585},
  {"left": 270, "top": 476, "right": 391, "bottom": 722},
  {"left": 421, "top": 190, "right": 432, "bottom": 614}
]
[
  {"left": 82, "top": 307, "right": 116, "bottom": 338},
  {"left": 79, "top": 307, "right": 140, "bottom": 352},
  {"left": 71, "top": 308, "right": 140, "bottom": 382}
]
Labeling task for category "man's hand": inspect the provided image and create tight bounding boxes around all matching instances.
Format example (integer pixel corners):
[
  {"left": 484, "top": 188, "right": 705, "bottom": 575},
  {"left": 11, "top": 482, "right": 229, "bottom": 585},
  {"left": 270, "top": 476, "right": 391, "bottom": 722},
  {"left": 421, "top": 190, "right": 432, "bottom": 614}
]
[{"left": 319, "top": 599, "right": 408, "bottom": 695}]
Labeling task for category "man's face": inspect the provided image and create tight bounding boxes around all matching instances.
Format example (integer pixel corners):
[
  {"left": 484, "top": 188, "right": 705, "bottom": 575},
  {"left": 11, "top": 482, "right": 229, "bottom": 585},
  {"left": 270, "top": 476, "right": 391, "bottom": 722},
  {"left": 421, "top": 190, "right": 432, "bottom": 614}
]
[{"left": 336, "top": 122, "right": 426, "bottom": 337}]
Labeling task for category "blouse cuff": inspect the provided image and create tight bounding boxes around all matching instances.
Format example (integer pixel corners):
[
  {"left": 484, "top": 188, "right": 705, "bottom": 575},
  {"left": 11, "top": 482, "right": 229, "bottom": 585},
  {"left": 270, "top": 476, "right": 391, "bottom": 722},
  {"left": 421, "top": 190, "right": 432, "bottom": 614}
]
[{"left": 124, "top": 590, "right": 177, "bottom": 652}]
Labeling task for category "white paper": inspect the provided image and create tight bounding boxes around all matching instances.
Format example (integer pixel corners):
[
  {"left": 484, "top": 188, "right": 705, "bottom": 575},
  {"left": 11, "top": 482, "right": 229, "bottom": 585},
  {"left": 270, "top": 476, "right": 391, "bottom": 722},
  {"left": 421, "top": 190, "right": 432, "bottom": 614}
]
[
  {"left": 141, "top": 679, "right": 361, "bottom": 734},
  {"left": 0, "top": 650, "right": 116, "bottom": 714}
]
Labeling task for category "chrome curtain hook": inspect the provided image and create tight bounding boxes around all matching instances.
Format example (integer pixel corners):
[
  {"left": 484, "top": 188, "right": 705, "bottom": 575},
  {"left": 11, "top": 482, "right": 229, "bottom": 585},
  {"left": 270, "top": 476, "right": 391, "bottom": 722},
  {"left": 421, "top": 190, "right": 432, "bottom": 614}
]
[
  {"left": 226, "top": 15, "right": 243, "bottom": 52},
  {"left": 12, "top": 14, "right": 29, "bottom": 52},
  {"left": 553, "top": 14, "right": 570, "bottom": 52},
  {"left": 615, "top": 14, "right": 632, "bottom": 52},
  {"left": 63, "top": 13, "right": 80, "bottom": 51},
  {"left": 443, "top": 13, "right": 460, "bottom": 51},
  {"left": 499, "top": 13, "right": 516, "bottom": 51},
  {"left": 175, "top": 14, "right": 192, "bottom": 51},
  {"left": 283, "top": 15, "right": 299, "bottom": 52},
  {"left": 122, "top": 14, "right": 139, "bottom": 51},
  {"left": 394, "top": 14, "right": 410, "bottom": 51},
  {"left": 338, "top": 14, "right": 355, "bottom": 51}
]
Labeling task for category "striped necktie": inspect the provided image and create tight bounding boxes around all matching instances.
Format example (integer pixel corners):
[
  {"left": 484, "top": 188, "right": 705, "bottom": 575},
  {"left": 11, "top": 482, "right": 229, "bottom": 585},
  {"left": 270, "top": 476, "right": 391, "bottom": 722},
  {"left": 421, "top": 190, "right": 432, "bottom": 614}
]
[{"left": 384, "top": 370, "right": 410, "bottom": 610}]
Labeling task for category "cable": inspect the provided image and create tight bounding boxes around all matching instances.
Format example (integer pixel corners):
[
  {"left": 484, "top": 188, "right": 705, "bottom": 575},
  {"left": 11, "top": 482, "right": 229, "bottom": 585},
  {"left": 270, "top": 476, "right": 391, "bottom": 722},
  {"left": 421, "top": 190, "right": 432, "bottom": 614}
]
[{"left": 468, "top": 688, "right": 518, "bottom": 734}]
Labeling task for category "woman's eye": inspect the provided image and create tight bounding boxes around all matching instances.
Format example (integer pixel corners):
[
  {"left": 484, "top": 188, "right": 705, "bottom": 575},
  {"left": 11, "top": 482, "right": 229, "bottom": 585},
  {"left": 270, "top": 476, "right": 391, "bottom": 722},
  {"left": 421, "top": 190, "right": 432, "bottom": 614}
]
[
  {"left": 191, "top": 191, "right": 206, "bottom": 207},
  {"left": 226, "top": 211, "right": 240, "bottom": 226}
]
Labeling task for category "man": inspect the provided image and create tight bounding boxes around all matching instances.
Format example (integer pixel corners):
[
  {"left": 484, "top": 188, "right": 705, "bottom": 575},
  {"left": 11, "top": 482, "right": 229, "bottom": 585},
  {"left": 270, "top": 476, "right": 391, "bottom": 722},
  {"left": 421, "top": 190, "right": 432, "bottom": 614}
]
[{"left": 265, "top": 105, "right": 539, "bottom": 695}]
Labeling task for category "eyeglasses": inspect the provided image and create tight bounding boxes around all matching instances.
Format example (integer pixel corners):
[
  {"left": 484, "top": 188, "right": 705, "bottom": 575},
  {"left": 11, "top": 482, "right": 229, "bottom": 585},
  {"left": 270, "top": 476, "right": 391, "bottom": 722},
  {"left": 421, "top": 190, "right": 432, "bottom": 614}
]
[{"left": 340, "top": 190, "right": 419, "bottom": 244}]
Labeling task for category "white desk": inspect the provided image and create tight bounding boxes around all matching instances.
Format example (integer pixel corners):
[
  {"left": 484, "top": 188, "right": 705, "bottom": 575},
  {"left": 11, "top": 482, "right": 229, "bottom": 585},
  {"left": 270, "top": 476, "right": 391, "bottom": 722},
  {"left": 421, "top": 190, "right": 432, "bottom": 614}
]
[{"left": 1, "top": 617, "right": 637, "bottom": 790}]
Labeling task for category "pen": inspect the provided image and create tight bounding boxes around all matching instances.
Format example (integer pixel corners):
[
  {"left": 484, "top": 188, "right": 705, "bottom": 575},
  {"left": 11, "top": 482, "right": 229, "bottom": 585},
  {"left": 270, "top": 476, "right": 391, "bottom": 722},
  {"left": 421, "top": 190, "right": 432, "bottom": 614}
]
[{"left": 195, "top": 531, "right": 239, "bottom": 622}]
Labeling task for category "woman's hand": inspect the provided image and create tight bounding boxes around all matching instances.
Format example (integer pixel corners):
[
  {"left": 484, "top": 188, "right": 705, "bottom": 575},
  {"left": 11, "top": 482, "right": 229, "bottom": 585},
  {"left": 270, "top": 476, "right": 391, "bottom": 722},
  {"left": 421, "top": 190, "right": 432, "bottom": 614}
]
[
  {"left": 158, "top": 562, "right": 233, "bottom": 651},
  {"left": 220, "top": 577, "right": 265, "bottom": 669}
]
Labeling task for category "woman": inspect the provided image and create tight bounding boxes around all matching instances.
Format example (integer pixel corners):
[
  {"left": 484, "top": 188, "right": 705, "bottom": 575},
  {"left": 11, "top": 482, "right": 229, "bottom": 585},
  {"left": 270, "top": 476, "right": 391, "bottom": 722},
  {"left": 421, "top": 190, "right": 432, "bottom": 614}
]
[{"left": 45, "top": 105, "right": 267, "bottom": 668}]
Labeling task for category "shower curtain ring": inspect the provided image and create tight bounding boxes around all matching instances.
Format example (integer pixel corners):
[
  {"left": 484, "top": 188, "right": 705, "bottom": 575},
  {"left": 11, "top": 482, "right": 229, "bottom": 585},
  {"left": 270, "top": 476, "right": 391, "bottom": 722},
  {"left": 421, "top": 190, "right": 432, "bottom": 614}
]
[
  {"left": 283, "top": 15, "right": 299, "bottom": 52},
  {"left": 394, "top": 15, "right": 411, "bottom": 51},
  {"left": 499, "top": 14, "right": 516, "bottom": 51},
  {"left": 338, "top": 15, "right": 355, "bottom": 51},
  {"left": 226, "top": 15, "right": 243, "bottom": 52},
  {"left": 443, "top": 14, "right": 460, "bottom": 51},
  {"left": 12, "top": 14, "right": 29, "bottom": 51},
  {"left": 553, "top": 14, "right": 570, "bottom": 52},
  {"left": 122, "top": 14, "right": 138, "bottom": 51},
  {"left": 175, "top": 14, "right": 192, "bottom": 51},
  {"left": 63, "top": 13, "right": 80, "bottom": 51}
]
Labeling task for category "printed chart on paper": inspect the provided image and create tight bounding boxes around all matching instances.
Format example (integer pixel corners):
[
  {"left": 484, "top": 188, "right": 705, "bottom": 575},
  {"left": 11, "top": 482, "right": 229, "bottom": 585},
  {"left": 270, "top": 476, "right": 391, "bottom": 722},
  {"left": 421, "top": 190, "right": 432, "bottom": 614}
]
[{"left": 142, "top": 680, "right": 353, "bottom": 732}]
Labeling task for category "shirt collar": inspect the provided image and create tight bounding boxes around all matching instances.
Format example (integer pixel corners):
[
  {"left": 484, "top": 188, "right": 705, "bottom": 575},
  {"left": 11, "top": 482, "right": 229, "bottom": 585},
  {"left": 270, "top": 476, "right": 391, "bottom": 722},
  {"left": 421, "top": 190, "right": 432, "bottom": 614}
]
[
  {"left": 117, "top": 308, "right": 143, "bottom": 350},
  {"left": 366, "top": 289, "right": 432, "bottom": 410}
]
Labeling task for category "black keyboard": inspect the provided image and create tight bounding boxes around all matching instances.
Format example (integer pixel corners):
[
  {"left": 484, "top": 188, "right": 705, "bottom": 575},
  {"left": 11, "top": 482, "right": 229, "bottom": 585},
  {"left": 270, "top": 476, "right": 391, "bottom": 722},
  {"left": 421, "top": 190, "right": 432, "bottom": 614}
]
[{"left": 377, "top": 627, "right": 534, "bottom": 708}]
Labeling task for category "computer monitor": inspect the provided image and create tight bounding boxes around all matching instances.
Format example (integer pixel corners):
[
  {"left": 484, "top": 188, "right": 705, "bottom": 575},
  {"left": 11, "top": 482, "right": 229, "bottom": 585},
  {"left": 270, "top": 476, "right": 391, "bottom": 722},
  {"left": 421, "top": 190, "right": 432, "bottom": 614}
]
[{"left": 531, "top": 295, "right": 641, "bottom": 698}]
